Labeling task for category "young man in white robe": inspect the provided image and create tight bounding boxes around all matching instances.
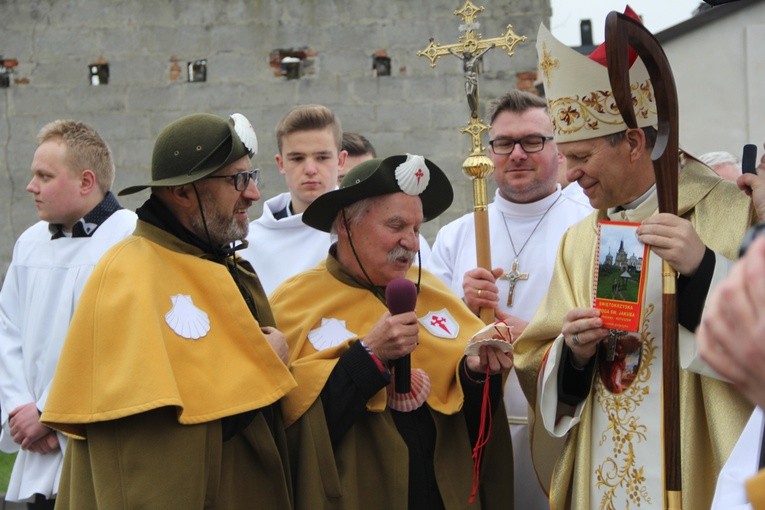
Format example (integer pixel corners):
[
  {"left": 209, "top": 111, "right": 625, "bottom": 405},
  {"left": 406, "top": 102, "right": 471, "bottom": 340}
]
[
  {"left": 0, "top": 120, "right": 136, "bottom": 509},
  {"left": 427, "top": 90, "right": 591, "bottom": 510},
  {"left": 241, "top": 104, "right": 346, "bottom": 295}
]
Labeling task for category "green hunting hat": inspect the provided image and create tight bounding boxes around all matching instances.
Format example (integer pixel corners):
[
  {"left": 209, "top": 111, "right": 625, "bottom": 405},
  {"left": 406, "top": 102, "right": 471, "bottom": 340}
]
[
  {"left": 303, "top": 153, "right": 453, "bottom": 232},
  {"left": 119, "top": 112, "right": 258, "bottom": 195}
]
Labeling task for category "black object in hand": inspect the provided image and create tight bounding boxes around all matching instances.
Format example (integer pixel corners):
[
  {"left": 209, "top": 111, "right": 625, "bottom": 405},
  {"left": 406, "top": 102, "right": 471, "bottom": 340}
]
[
  {"left": 739, "top": 223, "right": 765, "bottom": 257},
  {"left": 743, "top": 144, "right": 758, "bottom": 174}
]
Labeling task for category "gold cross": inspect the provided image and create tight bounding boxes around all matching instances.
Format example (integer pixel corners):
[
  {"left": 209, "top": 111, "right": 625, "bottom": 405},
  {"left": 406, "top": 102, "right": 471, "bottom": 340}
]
[
  {"left": 417, "top": 0, "right": 526, "bottom": 155},
  {"left": 418, "top": 1, "right": 527, "bottom": 325},
  {"left": 501, "top": 259, "right": 528, "bottom": 307},
  {"left": 417, "top": 0, "right": 526, "bottom": 68}
]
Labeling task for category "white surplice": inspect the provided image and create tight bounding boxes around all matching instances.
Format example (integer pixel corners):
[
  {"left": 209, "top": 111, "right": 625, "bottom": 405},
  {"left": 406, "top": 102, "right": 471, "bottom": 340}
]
[{"left": 0, "top": 210, "right": 136, "bottom": 502}]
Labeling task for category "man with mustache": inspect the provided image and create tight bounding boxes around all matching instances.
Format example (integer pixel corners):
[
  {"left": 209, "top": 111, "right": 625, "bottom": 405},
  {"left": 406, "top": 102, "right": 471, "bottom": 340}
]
[
  {"left": 339, "top": 131, "right": 434, "bottom": 265},
  {"left": 270, "top": 155, "right": 515, "bottom": 509},
  {"left": 41, "top": 113, "right": 297, "bottom": 508}
]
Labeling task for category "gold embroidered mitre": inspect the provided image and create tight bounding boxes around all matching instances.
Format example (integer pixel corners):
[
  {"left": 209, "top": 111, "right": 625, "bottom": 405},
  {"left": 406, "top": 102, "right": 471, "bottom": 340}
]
[{"left": 536, "top": 22, "right": 657, "bottom": 143}]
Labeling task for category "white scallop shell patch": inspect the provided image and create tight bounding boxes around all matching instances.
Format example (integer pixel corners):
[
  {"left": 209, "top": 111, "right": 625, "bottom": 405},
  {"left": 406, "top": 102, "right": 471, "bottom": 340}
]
[
  {"left": 164, "top": 294, "right": 210, "bottom": 340},
  {"left": 394, "top": 153, "right": 430, "bottom": 196},
  {"left": 230, "top": 113, "right": 258, "bottom": 156},
  {"left": 307, "top": 318, "right": 357, "bottom": 351}
]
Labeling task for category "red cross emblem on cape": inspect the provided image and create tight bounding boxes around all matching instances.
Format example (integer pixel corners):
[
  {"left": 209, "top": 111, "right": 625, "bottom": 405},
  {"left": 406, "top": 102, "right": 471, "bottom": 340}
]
[{"left": 418, "top": 308, "right": 459, "bottom": 339}]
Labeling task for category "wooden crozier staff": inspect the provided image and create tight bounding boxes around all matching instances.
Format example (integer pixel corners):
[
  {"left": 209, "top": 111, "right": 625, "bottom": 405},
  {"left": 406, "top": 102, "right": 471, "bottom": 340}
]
[{"left": 604, "top": 12, "right": 682, "bottom": 510}]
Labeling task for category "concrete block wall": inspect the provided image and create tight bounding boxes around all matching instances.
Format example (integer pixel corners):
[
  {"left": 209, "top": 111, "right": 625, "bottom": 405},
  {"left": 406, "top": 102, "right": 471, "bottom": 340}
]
[{"left": 0, "top": 0, "right": 550, "bottom": 274}]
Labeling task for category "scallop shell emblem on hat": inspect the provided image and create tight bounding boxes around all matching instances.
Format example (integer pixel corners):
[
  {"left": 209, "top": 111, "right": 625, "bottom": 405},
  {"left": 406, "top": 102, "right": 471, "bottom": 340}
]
[
  {"left": 230, "top": 113, "right": 258, "bottom": 156},
  {"left": 395, "top": 153, "right": 430, "bottom": 196},
  {"left": 387, "top": 368, "right": 431, "bottom": 412},
  {"left": 164, "top": 294, "right": 210, "bottom": 340}
]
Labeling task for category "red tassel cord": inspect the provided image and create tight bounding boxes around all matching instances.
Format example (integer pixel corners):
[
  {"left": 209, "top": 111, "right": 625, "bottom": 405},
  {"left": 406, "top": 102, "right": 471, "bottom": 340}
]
[{"left": 468, "top": 364, "right": 493, "bottom": 504}]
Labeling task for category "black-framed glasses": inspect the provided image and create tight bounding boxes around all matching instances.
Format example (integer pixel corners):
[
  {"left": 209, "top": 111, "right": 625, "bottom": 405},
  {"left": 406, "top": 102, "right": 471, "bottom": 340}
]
[
  {"left": 488, "top": 135, "right": 553, "bottom": 155},
  {"left": 204, "top": 168, "right": 260, "bottom": 191}
]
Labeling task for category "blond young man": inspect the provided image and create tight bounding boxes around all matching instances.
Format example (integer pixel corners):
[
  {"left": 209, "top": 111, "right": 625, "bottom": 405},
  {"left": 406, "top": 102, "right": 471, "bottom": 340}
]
[{"left": 0, "top": 120, "right": 136, "bottom": 509}]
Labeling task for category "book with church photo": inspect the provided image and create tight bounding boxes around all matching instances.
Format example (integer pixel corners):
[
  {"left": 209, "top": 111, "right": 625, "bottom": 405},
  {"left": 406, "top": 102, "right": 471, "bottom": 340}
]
[{"left": 592, "top": 220, "right": 650, "bottom": 332}]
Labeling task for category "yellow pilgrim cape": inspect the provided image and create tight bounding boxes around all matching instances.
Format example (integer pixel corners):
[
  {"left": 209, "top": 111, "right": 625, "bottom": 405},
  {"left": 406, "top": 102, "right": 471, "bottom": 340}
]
[
  {"left": 42, "top": 222, "right": 296, "bottom": 439},
  {"left": 270, "top": 256, "right": 487, "bottom": 427},
  {"left": 514, "top": 156, "right": 755, "bottom": 509}
]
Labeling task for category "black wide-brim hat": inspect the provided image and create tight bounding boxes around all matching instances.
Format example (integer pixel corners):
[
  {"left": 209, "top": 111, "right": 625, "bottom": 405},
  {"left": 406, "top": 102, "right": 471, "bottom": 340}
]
[
  {"left": 119, "top": 113, "right": 257, "bottom": 195},
  {"left": 303, "top": 154, "right": 453, "bottom": 232}
]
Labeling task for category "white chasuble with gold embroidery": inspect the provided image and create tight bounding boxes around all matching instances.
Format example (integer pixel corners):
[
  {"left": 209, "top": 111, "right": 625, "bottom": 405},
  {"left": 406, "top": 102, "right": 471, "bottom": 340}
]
[
  {"left": 590, "top": 248, "right": 662, "bottom": 508},
  {"left": 539, "top": 247, "right": 663, "bottom": 509},
  {"left": 526, "top": 162, "right": 755, "bottom": 510}
]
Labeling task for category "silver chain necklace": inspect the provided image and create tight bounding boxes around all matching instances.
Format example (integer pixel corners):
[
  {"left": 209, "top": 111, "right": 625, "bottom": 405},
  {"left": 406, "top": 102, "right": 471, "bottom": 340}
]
[{"left": 499, "top": 194, "right": 561, "bottom": 306}]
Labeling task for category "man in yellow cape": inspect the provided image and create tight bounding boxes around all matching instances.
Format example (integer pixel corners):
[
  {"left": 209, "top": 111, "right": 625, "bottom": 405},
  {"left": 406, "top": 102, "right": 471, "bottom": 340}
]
[
  {"left": 41, "top": 113, "right": 297, "bottom": 509},
  {"left": 270, "top": 154, "right": 515, "bottom": 509}
]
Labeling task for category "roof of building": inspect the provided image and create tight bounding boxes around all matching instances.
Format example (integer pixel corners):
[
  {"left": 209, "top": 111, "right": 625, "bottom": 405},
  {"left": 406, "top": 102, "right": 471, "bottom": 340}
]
[{"left": 569, "top": 0, "right": 763, "bottom": 54}]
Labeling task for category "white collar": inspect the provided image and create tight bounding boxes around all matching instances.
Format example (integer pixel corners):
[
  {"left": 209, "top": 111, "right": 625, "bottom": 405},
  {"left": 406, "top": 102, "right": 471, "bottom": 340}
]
[{"left": 493, "top": 185, "right": 563, "bottom": 218}]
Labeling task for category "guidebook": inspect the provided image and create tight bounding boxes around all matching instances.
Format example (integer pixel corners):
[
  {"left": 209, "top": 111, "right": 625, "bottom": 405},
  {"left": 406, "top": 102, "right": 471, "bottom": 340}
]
[{"left": 593, "top": 220, "right": 650, "bottom": 332}]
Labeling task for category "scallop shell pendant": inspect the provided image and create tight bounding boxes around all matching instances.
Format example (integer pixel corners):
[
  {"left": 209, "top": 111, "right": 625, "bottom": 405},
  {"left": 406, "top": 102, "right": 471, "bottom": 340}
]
[
  {"left": 164, "top": 294, "right": 210, "bottom": 340},
  {"left": 387, "top": 368, "right": 431, "bottom": 412},
  {"left": 464, "top": 320, "right": 513, "bottom": 356},
  {"left": 394, "top": 153, "right": 430, "bottom": 196}
]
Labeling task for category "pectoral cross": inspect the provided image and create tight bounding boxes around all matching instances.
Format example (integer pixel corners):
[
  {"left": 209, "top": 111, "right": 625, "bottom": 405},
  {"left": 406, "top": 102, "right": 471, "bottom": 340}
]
[
  {"left": 607, "top": 329, "right": 625, "bottom": 361},
  {"left": 501, "top": 259, "right": 528, "bottom": 307}
]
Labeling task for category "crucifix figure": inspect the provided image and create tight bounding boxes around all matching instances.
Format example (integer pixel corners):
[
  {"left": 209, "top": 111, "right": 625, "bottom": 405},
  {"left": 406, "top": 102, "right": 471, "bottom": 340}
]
[
  {"left": 501, "top": 259, "right": 528, "bottom": 307},
  {"left": 448, "top": 44, "right": 494, "bottom": 119}
]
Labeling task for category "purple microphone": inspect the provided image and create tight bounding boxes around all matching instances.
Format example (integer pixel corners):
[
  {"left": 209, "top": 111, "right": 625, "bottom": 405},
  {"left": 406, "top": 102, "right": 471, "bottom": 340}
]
[{"left": 385, "top": 278, "right": 417, "bottom": 393}]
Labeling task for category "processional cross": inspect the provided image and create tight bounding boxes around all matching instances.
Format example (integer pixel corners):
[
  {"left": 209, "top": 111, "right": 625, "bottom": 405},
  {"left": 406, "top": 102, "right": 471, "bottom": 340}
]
[{"left": 417, "top": 0, "right": 526, "bottom": 324}]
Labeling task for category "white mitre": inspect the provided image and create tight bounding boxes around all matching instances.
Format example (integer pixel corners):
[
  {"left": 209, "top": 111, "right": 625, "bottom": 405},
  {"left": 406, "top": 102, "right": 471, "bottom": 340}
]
[{"left": 536, "top": 22, "right": 658, "bottom": 144}]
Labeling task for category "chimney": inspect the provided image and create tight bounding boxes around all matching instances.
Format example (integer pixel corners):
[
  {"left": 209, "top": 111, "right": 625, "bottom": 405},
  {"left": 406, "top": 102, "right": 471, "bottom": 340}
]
[{"left": 580, "top": 19, "right": 593, "bottom": 46}]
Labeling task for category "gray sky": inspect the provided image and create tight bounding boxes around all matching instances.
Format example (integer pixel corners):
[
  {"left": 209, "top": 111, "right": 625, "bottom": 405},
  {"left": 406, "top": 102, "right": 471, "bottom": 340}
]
[{"left": 550, "top": 0, "right": 704, "bottom": 46}]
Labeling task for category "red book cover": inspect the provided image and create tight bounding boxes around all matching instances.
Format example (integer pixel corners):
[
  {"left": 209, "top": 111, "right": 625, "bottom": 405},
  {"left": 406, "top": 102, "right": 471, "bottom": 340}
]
[{"left": 592, "top": 220, "right": 650, "bottom": 332}]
